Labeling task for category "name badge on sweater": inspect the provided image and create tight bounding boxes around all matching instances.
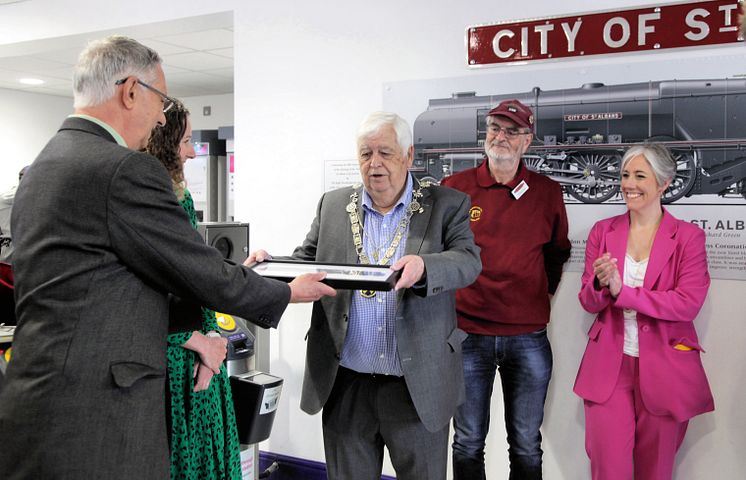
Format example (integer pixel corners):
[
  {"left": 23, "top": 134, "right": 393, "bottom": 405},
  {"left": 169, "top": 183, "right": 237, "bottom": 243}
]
[{"left": 511, "top": 180, "right": 529, "bottom": 200}]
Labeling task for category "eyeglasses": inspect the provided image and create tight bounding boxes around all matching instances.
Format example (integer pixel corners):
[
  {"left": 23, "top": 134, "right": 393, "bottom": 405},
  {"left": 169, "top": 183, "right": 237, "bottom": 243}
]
[
  {"left": 486, "top": 123, "right": 531, "bottom": 138},
  {"left": 115, "top": 77, "right": 176, "bottom": 113}
]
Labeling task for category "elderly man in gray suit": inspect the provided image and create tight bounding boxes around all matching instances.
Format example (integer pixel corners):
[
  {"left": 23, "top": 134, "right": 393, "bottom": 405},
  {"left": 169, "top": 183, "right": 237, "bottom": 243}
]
[
  {"left": 249, "top": 112, "right": 481, "bottom": 480},
  {"left": 0, "top": 36, "right": 334, "bottom": 480}
]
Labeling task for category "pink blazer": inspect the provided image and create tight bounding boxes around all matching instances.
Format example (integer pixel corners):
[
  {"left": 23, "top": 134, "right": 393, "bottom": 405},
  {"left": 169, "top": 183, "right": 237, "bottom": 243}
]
[{"left": 574, "top": 209, "right": 714, "bottom": 422}]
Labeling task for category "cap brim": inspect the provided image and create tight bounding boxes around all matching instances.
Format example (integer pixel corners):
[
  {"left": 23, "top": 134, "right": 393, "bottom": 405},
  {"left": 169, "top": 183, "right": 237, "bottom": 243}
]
[{"left": 489, "top": 112, "right": 532, "bottom": 131}]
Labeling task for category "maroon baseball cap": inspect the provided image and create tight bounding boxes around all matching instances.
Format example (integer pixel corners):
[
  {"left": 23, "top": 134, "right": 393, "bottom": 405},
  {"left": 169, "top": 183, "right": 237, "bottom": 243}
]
[{"left": 487, "top": 99, "right": 534, "bottom": 132}]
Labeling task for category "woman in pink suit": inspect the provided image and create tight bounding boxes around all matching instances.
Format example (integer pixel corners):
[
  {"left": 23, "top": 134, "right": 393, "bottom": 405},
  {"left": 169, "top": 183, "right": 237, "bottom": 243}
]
[{"left": 574, "top": 143, "right": 713, "bottom": 480}]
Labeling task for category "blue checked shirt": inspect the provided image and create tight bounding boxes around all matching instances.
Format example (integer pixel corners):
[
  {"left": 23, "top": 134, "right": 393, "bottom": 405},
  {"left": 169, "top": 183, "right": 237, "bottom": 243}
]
[{"left": 339, "top": 175, "right": 414, "bottom": 376}]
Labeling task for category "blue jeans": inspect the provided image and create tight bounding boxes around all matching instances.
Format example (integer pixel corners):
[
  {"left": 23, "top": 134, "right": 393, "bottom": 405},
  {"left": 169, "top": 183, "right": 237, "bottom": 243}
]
[{"left": 452, "top": 329, "right": 553, "bottom": 480}]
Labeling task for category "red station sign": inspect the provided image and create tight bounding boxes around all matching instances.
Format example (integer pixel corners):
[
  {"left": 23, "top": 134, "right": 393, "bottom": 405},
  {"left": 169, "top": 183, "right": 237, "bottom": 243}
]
[{"left": 467, "top": 0, "right": 743, "bottom": 66}]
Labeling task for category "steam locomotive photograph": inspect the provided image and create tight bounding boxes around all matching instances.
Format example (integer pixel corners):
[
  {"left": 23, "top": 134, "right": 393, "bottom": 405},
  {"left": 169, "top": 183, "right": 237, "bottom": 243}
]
[{"left": 411, "top": 78, "right": 746, "bottom": 204}]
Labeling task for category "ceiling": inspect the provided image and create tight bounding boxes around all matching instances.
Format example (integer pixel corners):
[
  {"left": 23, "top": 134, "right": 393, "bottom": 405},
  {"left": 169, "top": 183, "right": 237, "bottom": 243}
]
[{"left": 0, "top": 11, "right": 234, "bottom": 98}]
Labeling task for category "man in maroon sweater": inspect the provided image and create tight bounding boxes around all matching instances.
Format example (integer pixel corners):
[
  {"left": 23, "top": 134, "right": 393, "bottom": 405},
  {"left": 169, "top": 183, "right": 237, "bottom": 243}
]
[{"left": 441, "top": 99, "right": 571, "bottom": 480}]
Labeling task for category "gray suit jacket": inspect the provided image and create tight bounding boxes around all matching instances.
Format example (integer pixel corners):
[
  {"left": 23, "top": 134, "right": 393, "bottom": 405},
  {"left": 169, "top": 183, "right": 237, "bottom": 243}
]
[
  {"left": 0, "top": 117, "right": 291, "bottom": 479},
  {"left": 293, "top": 179, "right": 481, "bottom": 432}
]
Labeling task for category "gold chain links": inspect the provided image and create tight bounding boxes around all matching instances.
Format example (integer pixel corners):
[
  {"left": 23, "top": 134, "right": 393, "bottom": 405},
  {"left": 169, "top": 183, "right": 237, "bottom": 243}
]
[
  {"left": 346, "top": 183, "right": 426, "bottom": 298},
  {"left": 346, "top": 183, "right": 425, "bottom": 266}
]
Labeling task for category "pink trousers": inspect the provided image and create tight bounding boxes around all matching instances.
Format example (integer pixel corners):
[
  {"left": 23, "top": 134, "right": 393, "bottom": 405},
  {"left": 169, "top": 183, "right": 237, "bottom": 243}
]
[{"left": 583, "top": 354, "right": 688, "bottom": 480}]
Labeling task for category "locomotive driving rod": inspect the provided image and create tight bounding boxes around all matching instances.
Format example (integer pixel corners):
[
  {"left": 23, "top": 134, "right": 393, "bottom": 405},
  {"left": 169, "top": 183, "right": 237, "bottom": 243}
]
[{"left": 545, "top": 175, "right": 621, "bottom": 187}]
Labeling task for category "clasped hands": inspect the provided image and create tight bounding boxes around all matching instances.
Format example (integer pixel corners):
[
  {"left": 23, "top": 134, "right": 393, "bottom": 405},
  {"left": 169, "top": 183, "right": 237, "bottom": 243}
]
[
  {"left": 184, "top": 330, "right": 228, "bottom": 392},
  {"left": 593, "top": 253, "right": 622, "bottom": 297}
]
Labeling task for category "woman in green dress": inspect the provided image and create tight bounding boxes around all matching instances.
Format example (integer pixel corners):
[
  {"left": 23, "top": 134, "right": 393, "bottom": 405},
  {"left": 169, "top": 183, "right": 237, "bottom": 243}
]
[{"left": 147, "top": 100, "right": 242, "bottom": 480}]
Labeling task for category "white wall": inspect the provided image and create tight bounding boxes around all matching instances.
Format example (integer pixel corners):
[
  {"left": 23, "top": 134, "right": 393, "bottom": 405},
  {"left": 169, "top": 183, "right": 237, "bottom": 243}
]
[
  {"left": 0, "top": 89, "right": 71, "bottom": 192},
  {"left": 1, "top": 1, "right": 745, "bottom": 478},
  {"left": 181, "top": 94, "right": 234, "bottom": 131},
  {"left": 0, "top": 90, "right": 232, "bottom": 192}
]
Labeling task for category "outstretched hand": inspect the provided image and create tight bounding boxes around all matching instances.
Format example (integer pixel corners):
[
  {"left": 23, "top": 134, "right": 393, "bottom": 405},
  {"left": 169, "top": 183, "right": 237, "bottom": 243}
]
[
  {"left": 244, "top": 249, "right": 271, "bottom": 265},
  {"left": 245, "top": 251, "right": 335, "bottom": 302},
  {"left": 289, "top": 272, "right": 337, "bottom": 303}
]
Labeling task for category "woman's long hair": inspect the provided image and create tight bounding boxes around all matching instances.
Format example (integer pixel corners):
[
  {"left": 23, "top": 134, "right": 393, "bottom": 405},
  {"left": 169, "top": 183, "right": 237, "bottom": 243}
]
[{"left": 146, "top": 99, "right": 189, "bottom": 200}]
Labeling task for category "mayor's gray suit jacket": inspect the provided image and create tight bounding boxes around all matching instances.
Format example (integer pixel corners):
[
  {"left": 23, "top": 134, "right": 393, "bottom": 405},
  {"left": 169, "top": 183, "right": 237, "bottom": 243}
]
[
  {"left": 0, "top": 117, "right": 291, "bottom": 480},
  {"left": 292, "top": 178, "right": 481, "bottom": 432}
]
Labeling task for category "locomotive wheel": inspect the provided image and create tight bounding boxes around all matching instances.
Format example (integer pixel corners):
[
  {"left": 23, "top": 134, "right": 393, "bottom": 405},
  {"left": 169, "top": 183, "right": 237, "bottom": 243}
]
[
  {"left": 661, "top": 149, "right": 696, "bottom": 204},
  {"left": 523, "top": 156, "right": 557, "bottom": 173},
  {"left": 523, "top": 156, "right": 543, "bottom": 172},
  {"left": 565, "top": 152, "right": 621, "bottom": 203}
]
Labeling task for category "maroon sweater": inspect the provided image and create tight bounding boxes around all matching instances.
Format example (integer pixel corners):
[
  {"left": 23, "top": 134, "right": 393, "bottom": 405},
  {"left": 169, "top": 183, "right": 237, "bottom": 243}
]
[{"left": 441, "top": 161, "right": 571, "bottom": 336}]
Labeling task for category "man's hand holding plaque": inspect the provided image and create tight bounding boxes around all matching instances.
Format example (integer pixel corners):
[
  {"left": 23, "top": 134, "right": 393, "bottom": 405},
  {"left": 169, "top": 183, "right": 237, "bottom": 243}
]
[{"left": 245, "top": 250, "right": 336, "bottom": 303}]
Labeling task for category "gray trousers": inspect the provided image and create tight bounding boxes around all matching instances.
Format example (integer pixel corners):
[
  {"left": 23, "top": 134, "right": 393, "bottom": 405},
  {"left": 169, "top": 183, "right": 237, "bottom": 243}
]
[{"left": 322, "top": 367, "right": 448, "bottom": 480}]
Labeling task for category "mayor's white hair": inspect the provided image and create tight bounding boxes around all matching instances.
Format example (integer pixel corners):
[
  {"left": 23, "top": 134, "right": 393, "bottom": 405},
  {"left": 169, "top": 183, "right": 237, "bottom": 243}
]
[{"left": 356, "top": 111, "right": 412, "bottom": 154}]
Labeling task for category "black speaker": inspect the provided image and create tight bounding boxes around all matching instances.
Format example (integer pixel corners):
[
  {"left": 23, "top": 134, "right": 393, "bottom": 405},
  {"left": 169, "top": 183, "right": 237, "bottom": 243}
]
[{"left": 197, "top": 222, "right": 249, "bottom": 264}]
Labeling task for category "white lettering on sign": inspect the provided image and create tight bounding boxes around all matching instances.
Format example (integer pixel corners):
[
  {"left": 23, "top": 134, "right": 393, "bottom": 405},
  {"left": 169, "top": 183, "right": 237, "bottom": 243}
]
[
  {"left": 564, "top": 112, "right": 623, "bottom": 121},
  {"left": 535, "top": 23, "right": 554, "bottom": 55},
  {"left": 685, "top": 8, "right": 710, "bottom": 41},
  {"left": 493, "top": 29, "right": 515, "bottom": 58},
  {"left": 638, "top": 12, "right": 661, "bottom": 45},
  {"left": 494, "top": 24, "right": 562, "bottom": 57},
  {"left": 604, "top": 17, "right": 631, "bottom": 49},
  {"left": 470, "top": 1, "right": 742, "bottom": 66},
  {"left": 521, "top": 26, "right": 529, "bottom": 57},
  {"left": 718, "top": 4, "right": 739, "bottom": 32},
  {"left": 603, "top": 12, "right": 678, "bottom": 48},
  {"left": 562, "top": 20, "right": 582, "bottom": 52}
]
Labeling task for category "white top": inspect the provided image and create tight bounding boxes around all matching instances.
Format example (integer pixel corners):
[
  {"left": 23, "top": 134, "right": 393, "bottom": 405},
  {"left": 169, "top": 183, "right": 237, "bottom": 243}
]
[{"left": 622, "top": 255, "right": 649, "bottom": 357}]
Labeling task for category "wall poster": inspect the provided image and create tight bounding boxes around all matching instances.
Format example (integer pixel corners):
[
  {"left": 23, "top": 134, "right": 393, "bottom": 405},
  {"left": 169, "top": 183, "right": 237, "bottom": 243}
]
[
  {"left": 325, "top": 159, "right": 361, "bottom": 192},
  {"left": 385, "top": 44, "right": 746, "bottom": 280}
]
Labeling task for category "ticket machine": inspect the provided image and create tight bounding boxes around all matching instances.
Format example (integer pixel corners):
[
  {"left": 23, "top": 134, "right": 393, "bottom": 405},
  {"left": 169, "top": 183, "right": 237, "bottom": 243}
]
[{"left": 197, "top": 221, "right": 281, "bottom": 480}]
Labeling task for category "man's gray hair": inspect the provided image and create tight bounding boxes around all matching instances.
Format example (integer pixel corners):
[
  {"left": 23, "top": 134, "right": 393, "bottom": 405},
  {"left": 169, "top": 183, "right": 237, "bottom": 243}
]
[
  {"left": 73, "top": 35, "right": 162, "bottom": 109},
  {"left": 622, "top": 143, "right": 676, "bottom": 186},
  {"left": 357, "top": 111, "right": 412, "bottom": 154}
]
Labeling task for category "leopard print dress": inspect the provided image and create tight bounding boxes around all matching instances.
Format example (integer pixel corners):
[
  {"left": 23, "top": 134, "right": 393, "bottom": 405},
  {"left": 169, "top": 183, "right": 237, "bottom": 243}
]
[{"left": 167, "top": 189, "right": 242, "bottom": 480}]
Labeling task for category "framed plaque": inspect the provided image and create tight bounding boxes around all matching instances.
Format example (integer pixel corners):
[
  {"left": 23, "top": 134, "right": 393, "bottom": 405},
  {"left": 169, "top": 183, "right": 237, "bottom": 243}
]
[
  {"left": 0, "top": 324, "right": 14, "bottom": 343},
  {"left": 248, "top": 259, "right": 400, "bottom": 291}
]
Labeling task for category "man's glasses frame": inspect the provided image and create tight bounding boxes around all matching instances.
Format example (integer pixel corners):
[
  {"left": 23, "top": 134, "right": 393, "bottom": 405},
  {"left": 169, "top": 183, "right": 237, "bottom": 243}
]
[
  {"left": 115, "top": 77, "right": 176, "bottom": 113},
  {"left": 486, "top": 123, "right": 531, "bottom": 139}
]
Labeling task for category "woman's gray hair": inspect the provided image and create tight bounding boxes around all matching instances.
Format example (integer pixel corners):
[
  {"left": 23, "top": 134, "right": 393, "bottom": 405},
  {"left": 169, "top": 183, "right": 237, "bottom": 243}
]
[
  {"left": 357, "top": 111, "right": 412, "bottom": 154},
  {"left": 73, "top": 35, "right": 162, "bottom": 109},
  {"left": 621, "top": 143, "right": 676, "bottom": 186}
]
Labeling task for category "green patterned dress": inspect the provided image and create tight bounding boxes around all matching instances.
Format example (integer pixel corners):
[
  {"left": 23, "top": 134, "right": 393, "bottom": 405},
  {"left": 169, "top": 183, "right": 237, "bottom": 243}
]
[{"left": 167, "top": 189, "right": 242, "bottom": 480}]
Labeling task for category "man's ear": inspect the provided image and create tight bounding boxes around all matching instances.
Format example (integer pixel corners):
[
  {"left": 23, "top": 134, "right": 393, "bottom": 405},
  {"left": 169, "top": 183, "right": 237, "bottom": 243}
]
[
  {"left": 119, "top": 77, "right": 138, "bottom": 111},
  {"left": 406, "top": 145, "right": 414, "bottom": 167},
  {"left": 522, "top": 133, "right": 534, "bottom": 154}
]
